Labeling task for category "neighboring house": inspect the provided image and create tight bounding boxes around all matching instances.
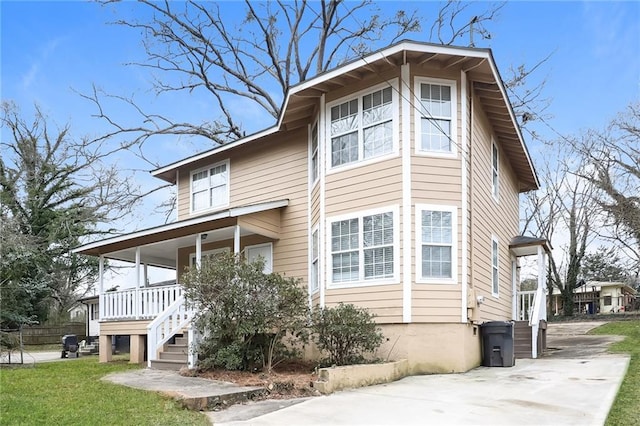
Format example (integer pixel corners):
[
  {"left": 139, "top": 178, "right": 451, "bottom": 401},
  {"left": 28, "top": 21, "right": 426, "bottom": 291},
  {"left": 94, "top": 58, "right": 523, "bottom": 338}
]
[
  {"left": 550, "top": 281, "right": 637, "bottom": 315},
  {"left": 73, "top": 40, "right": 547, "bottom": 373},
  {"left": 67, "top": 303, "right": 86, "bottom": 322},
  {"left": 79, "top": 295, "right": 100, "bottom": 340}
]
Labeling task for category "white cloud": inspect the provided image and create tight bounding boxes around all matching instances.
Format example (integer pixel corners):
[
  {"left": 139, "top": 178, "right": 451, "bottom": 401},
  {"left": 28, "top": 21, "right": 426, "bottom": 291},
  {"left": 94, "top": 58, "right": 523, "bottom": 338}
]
[{"left": 21, "top": 36, "right": 64, "bottom": 89}]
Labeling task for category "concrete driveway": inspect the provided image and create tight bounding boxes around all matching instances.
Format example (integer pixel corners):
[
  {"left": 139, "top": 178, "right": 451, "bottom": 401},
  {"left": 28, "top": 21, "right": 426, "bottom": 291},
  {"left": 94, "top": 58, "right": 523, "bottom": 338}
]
[{"left": 211, "top": 321, "right": 629, "bottom": 426}]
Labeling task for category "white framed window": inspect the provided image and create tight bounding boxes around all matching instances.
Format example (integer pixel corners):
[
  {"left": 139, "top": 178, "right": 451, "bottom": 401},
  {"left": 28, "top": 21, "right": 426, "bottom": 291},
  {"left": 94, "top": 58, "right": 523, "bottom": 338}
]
[
  {"left": 492, "top": 139, "right": 499, "bottom": 201},
  {"left": 328, "top": 206, "right": 399, "bottom": 287},
  {"left": 246, "top": 243, "right": 273, "bottom": 273},
  {"left": 492, "top": 236, "right": 499, "bottom": 297},
  {"left": 310, "top": 226, "right": 319, "bottom": 294},
  {"left": 189, "top": 247, "right": 230, "bottom": 268},
  {"left": 415, "top": 77, "right": 457, "bottom": 157},
  {"left": 327, "top": 81, "right": 399, "bottom": 170},
  {"left": 416, "top": 204, "right": 458, "bottom": 284},
  {"left": 190, "top": 160, "right": 230, "bottom": 213},
  {"left": 310, "top": 121, "right": 319, "bottom": 185}
]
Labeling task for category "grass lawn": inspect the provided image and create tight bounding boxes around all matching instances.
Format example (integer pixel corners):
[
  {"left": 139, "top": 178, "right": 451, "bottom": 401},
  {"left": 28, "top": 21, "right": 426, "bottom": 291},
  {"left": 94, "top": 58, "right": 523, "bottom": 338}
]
[
  {"left": 0, "top": 357, "right": 209, "bottom": 426},
  {"left": 590, "top": 320, "right": 640, "bottom": 426}
]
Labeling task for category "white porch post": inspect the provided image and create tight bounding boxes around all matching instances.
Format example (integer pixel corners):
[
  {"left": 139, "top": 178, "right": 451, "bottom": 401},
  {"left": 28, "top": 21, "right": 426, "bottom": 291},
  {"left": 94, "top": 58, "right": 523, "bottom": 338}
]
[
  {"left": 99, "top": 255, "right": 105, "bottom": 320},
  {"left": 143, "top": 264, "right": 148, "bottom": 287},
  {"left": 135, "top": 247, "right": 141, "bottom": 319},
  {"left": 538, "top": 246, "right": 547, "bottom": 321},
  {"left": 196, "top": 233, "right": 203, "bottom": 268},
  {"left": 234, "top": 225, "right": 241, "bottom": 254}
]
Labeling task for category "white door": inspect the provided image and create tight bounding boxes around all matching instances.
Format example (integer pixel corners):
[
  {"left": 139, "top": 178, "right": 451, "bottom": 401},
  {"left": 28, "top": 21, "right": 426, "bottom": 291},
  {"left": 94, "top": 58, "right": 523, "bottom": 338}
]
[{"left": 246, "top": 243, "right": 273, "bottom": 273}]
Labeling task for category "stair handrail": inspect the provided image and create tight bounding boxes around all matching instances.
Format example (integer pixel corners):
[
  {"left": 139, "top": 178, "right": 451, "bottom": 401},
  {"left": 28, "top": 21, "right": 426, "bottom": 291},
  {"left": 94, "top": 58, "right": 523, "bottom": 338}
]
[
  {"left": 146, "top": 295, "right": 194, "bottom": 368},
  {"left": 528, "top": 284, "right": 545, "bottom": 358}
]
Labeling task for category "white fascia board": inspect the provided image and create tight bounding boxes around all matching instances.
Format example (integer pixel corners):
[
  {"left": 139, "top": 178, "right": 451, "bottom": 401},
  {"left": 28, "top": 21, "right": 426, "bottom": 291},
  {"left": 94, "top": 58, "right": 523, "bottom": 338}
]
[
  {"left": 72, "top": 199, "right": 289, "bottom": 254},
  {"left": 229, "top": 199, "right": 289, "bottom": 216},
  {"left": 151, "top": 125, "right": 280, "bottom": 178},
  {"left": 152, "top": 41, "right": 496, "bottom": 180},
  {"left": 484, "top": 52, "right": 540, "bottom": 188},
  {"left": 290, "top": 41, "right": 489, "bottom": 96},
  {"left": 72, "top": 211, "right": 230, "bottom": 254}
]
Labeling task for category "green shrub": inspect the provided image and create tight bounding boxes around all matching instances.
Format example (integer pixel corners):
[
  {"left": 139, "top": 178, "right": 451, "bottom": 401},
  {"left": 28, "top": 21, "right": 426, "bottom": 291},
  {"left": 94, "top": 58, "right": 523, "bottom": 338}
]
[
  {"left": 182, "top": 252, "right": 309, "bottom": 373},
  {"left": 311, "top": 303, "right": 383, "bottom": 366}
]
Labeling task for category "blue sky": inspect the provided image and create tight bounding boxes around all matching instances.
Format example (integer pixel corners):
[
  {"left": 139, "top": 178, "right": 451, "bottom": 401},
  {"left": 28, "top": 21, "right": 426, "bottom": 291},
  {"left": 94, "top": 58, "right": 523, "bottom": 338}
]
[{"left": 2, "top": 0, "right": 639, "bottom": 220}]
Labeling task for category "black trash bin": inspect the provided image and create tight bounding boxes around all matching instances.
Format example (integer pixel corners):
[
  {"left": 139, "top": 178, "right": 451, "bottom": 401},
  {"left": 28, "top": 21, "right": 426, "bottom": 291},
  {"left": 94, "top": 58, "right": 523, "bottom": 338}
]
[
  {"left": 480, "top": 321, "right": 515, "bottom": 367},
  {"left": 61, "top": 334, "right": 78, "bottom": 359}
]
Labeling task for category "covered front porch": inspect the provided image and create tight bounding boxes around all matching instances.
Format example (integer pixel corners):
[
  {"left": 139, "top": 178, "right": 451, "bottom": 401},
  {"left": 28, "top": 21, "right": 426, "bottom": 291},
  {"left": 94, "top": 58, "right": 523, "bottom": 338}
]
[{"left": 72, "top": 200, "right": 288, "bottom": 367}]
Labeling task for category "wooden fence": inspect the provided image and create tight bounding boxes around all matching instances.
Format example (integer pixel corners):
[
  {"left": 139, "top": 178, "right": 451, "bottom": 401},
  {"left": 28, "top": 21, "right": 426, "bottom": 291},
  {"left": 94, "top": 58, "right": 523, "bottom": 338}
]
[{"left": 18, "top": 323, "right": 86, "bottom": 345}]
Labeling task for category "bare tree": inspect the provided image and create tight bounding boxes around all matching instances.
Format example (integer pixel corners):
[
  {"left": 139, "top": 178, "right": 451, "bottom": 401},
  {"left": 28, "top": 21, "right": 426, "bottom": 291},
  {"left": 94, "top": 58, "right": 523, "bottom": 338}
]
[
  {"left": 574, "top": 103, "right": 640, "bottom": 267},
  {"left": 87, "top": 0, "right": 506, "bottom": 155},
  {"left": 522, "top": 146, "right": 600, "bottom": 316},
  {"left": 0, "top": 102, "right": 143, "bottom": 325}
]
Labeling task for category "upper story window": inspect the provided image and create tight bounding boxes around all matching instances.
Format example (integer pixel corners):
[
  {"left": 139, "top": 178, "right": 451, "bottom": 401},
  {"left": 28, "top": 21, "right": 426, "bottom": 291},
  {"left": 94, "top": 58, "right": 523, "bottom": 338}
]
[
  {"left": 191, "top": 160, "right": 229, "bottom": 213},
  {"left": 492, "top": 139, "right": 499, "bottom": 200},
  {"left": 329, "top": 207, "right": 398, "bottom": 286},
  {"left": 415, "top": 77, "right": 457, "bottom": 157},
  {"left": 416, "top": 204, "right": 457, "bottom": 283},
  {"left": 310, "top": 121, "right": 319, "bottom": 184},
  {"left": 328, "top": 82, "right": 398, "bottom": 169}
]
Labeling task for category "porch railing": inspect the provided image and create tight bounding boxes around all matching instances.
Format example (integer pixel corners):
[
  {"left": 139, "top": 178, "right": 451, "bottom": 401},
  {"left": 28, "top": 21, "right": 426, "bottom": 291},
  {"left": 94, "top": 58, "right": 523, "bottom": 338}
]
[
  {"left": 100, "top": 284, "right": 183, "bottom": 321},
  {"left": 517, "top": 290, "right": 537, "bottom": 321},
  {"left": 147, "top": 295, "right": 194, "bottom": 367}
]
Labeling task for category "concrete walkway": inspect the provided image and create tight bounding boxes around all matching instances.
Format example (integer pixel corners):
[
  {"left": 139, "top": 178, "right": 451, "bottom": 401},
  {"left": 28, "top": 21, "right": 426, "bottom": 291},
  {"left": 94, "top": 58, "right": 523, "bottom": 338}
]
[
  {"left": 97, "top": 321, "right": 628, "bottom": 426},
  {"left": 210, "top": 321, "right": 628, "bottom": 426}
]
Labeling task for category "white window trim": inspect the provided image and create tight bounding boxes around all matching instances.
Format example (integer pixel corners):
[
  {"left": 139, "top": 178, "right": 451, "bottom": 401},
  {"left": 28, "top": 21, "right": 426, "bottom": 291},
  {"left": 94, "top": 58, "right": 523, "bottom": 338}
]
[
  {"left": 325, "top": 80, "right": 400, "bottom": 175},
  {"left": 492, "top": 235, "right": 499, "bottom": 297},
  {"left": 415, "top": 204, "right": 458, "bottom": 285},
  {"left": 414, "top": 77, "right": 458, "bottom": 158},
  {"left": 189, "top": 247, "right": 230, "bottom": 268},
  {"left": 309, "top": 224, "right": 320, "bottom": 295},
  {"left": 326, "top": 205, "right": 400, "bottom": 289},
  {"left": 309, "top": 119, "right": 320, "bottom": 188},
  {"left": 189, "top": 159, "right": 230, "bottom": 214},
  {"left": 492, "top": 137, "right": 499, "bottom": 202}
]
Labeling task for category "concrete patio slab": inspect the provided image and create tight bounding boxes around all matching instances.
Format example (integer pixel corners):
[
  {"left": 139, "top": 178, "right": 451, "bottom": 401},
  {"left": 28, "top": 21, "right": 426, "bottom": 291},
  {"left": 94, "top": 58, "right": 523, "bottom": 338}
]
[{"left": 103, "top": 369, "right": 266, "bottom": 411}]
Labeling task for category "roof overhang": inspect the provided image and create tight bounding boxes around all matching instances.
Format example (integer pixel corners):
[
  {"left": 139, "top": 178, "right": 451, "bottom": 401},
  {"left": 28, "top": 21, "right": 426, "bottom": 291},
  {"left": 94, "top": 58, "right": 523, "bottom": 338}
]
[
  {"left": 151, "top": 40, "right": 538, "bottom": 191},
  {"left": 72, "top": 199, "right": 288, "bottom": 267},
  {"left": 510, "top": 235, "right": 552, "bottom": 257}
]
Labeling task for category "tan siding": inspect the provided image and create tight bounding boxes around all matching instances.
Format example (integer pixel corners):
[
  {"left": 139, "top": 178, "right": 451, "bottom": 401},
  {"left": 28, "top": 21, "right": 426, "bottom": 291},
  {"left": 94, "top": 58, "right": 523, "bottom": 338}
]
[
  {"left": 325, "top": 157, "right": 403, "bottom": 215},
  {"left": 172, "top": 129, "right": 310, "bottom": 290},
  {"left": 238, "top": 209, "right": 281, "bottom": 240},
  {"left": 177, "top": 170, "right": 190, "bottom": 220},
  {"left": 470, "top": 97, "right": 520, "bottom": 322},
  {"left": 325, "top": 286, "right": 403, "bottom": 323}
]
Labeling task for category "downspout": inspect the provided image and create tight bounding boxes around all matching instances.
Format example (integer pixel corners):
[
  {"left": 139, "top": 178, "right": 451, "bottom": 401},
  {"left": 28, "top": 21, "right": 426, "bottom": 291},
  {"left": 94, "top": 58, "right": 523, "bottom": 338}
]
[
  {"left": 468, "top": 82, "right": 476, "bottom": 321},
  {"left": 460, "top": 70, "right": 469, "bottom": 324}
]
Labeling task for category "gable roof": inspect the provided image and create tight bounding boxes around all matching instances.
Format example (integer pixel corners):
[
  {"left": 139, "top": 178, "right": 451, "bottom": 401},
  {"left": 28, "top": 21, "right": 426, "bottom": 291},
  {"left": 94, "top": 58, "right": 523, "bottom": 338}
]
[{"left": 152, "top": 40, "right": 538, "bottom": 192}]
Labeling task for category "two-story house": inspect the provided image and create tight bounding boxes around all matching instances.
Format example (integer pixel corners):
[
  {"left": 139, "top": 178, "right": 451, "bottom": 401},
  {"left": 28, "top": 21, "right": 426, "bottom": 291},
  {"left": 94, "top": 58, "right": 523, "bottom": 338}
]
[{"left": 73, "top": 40, "right": 549, "bottom": 373}]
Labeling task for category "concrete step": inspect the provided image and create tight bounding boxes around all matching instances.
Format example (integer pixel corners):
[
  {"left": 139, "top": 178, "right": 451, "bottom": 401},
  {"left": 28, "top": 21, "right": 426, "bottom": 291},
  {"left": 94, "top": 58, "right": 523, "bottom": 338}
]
[
  {"left": 149, "top": 359, "right": 188, "bottom": 371},
  {"left": 159, "top": 351, "right": 188, "bottom": 361}
]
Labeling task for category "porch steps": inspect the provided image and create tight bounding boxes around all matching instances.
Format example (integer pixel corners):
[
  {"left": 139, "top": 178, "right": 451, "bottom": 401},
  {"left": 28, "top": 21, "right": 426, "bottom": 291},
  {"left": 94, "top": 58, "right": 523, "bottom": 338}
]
[
  {"left": 514, "top": 320, "right": 548, "bottom": 359},
  {"left": 514, "top": 321, "right": 533, "bottom": 359},
  {"left": 79, "top": 341, "right": 99, "bottom": 356},
  {"left": 150, "top": 335, "right": 189, "bottom": 371}
]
